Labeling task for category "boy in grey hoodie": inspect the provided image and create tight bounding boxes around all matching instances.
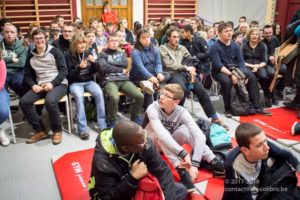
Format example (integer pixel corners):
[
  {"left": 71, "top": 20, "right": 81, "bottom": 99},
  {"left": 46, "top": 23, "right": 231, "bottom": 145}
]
[{"left": 144, "top": 83, "right": 225, "bottom": 192}]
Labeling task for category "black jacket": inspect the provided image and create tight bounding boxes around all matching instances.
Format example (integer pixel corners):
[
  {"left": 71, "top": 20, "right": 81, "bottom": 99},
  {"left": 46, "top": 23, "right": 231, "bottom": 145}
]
[
  {"left": 65, "top": 51, "right": 97, "bottom": 84},
  {"left": 97, "top": 48, "right": 128, "bottom": 86},
  {"left": 222, "top": 141, "right": 300, "bottom": 200},
  {"left": 88, "top": 129, "right": 177, "bottom": 200},
  {"left": 53, "top": 35, "right": 70, "bottom": 57}
]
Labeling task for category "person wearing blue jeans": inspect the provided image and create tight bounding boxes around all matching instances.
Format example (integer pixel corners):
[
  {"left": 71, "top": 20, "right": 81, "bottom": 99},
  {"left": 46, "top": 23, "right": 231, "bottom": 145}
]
[
  {"left": 66, "top": 33, "right": 107, "bottom": 139},
  {"left": 69, "top": 81, "right": 106, "bottom": 135},
  {"left": 0, "top": 58, "right": 10, "bottom": 146}
]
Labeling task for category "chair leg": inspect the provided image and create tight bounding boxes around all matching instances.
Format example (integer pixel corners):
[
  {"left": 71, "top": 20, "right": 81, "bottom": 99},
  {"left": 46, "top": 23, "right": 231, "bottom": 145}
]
[
  {"left": 65, "top": 97, "right": 71, "bottom": 134},
  {"left": 9, "top": 109, "right": 16, "bottom": 144},
  {"left": 68, "top": 95, "right": 75, "bottom": 131}
]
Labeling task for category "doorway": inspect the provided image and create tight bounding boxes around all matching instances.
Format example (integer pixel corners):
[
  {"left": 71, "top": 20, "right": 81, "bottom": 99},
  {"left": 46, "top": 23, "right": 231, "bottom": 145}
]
[{"left": 81, "top": 0, "right": 132, "bottom": 29}]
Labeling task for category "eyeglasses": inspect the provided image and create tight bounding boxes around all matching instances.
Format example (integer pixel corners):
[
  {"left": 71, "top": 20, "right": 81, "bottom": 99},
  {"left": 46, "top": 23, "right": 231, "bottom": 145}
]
[
  {"left": 160, "top": 92, "right": 177, "bottom": 100},
  {"left": 63, "top": 30, "right": 73, "bottom": 33},
  {"left": 33, "top": 37, "right": 45, "bottom": 41}
]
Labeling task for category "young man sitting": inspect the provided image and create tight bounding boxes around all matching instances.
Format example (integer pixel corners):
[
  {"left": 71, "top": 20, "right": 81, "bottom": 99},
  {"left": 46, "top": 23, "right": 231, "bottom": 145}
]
[
  {"left": 88, "top": 120, "right": 187, "bottom": 200},
  {"left": 97, "top": 33, "right": 144, "bottom": 127},
  {"left": 144, "top": 83, "right": 225, "bottom": 192},
  {"left": 223, "top": 123, "right": 300, "bottom": 200}
]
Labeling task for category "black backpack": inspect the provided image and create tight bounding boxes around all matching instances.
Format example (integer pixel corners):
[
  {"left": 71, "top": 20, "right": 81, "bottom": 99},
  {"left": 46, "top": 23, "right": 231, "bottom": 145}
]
[{"left": 230, "top": 68, "right": 250, "bottom": 116}]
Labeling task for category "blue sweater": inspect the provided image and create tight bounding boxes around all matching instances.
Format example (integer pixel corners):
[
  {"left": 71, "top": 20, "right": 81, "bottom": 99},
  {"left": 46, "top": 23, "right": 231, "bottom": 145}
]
[
  {"left": 209, "top": 40, "right": 248, "bottom": 76},
  {"left": 130, "top": 45, "right": 162, "bottom": 81}
]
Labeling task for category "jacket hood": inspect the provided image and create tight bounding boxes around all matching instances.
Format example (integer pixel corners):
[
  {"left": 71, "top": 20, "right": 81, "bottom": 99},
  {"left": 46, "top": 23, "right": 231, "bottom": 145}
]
[
  {"left": 95, "top": 129, "right": 118, "bottom": 155},
  {"left": 1, "top": 37, "right": 23, "bottom": 50},
  {"left": 31, "top": 44, "right": 54, "bottom": 57}
]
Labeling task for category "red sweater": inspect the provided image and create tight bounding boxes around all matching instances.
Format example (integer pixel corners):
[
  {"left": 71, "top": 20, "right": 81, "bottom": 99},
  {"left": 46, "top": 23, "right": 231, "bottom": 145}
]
[
  {"left": 101, "top": 11, "right": 118, "bottom": 26},
  {"left": 0, "top": 60, "right": 6, "bottom": 90}
]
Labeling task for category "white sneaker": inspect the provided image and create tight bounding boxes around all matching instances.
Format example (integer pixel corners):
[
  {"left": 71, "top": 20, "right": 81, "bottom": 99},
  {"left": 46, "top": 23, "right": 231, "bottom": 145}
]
[
  {"left": 0, "top": 128, "right": 10, "bottom": 146},
  {"left": 140, "top": 80, "right": 154, "bottom": 95}
]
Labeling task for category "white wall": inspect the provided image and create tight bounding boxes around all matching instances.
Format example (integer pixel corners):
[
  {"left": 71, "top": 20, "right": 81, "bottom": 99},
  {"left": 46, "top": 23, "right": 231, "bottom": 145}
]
[
  {"left": 76, "top": 0, "right": 82, "bottom": 19},
  {"left": 198, "top": 0, "right": 268, "bottom": 27},
  {"left": 132, "top": 0, "right": 144, "bottom": 25}
]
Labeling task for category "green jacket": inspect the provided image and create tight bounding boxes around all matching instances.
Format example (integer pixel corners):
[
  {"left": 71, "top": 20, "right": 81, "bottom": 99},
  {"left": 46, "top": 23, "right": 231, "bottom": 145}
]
[{"left": 1, "top": 39, "right": 26, "bottom": 73}]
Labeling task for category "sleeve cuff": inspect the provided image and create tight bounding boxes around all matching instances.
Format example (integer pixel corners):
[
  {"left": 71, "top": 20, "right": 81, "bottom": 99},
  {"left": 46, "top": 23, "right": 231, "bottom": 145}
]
[{"left": 178, "top": 149, "right": 187, "bottom": 159}]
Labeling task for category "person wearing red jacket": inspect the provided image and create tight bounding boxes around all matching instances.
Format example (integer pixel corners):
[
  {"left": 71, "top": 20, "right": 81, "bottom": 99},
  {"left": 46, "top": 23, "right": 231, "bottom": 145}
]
[{"left": 101, "top": 1, "right": 118, "bottom": 28}]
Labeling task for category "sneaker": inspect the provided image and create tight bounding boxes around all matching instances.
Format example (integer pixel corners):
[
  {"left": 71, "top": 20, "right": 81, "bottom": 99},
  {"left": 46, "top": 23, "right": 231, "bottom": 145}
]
[
  {"left": 0, "top": 129, "right": 10, "bottom": 146},
  {"left": 224, "top": 111, "right": 232, "bottom": 118},
  {"left": 140, "top": 80, "right": 154, "bottom": 95},
  {"left": 26, "top": 131, "right": 48, "bottom": 144},
  {"left": 79, "top": 132, "right": 90, "bottom": 140},
  {"left": 210, "top": 157, "right": 225, "bottom": 178},
  {"left": 176, "top": 167, "right": 196, "bottom": 193},
  {"left": 283, "top": 101, "right": 300, "bottom": 109},
  {"left": 212, "top": 118, "right": 229, "bottom": 131},
  {"left": 292, "top": 122, "right": 300, "bottom": 136},
  {"left": 256, "top": 108, "right": 272, "bottom": 116}
]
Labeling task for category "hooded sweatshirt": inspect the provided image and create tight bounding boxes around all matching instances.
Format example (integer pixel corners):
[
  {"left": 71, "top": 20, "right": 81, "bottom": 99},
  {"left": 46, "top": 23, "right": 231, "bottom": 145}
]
[
  {"left": 1, "top": 38, "right": 26, "bottom": 73},
  {"left": 23, "top": 44, "right": 68, "bottom": 88}
]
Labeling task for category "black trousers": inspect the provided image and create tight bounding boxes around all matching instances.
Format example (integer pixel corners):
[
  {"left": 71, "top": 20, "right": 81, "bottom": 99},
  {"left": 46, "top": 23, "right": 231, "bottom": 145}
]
[
  {"left": 213, "top": 69, "right": 261, "bottom": 112},
  {"left": 168, "top": 71, "right": 216, "bottom": 118},
  {"left": 19, "top": 84, "right": 67, "bottom": 133}
]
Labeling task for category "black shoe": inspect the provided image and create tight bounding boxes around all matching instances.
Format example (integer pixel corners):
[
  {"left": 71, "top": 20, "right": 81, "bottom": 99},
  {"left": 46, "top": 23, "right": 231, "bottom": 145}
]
[
  {"left": 176, "top": 167, "right": 196, "bottom": 193},
  {"left": 210, "top": 157, "right": 225, "bottom": 178},
  {"left": 271, "top": 94, "right": 278, "bottom": 105},
  {"left": 224, "top": 111, "right": 232, "bottom": 118},
  {"left": 283, "top": 101, "right": 300, "bottom": 109},
  {"left": 256, "top": 108, "right": 272, "bottom": 116},
  {"left": 264, "top": 97, "right": 272, "bottom": 108},
  {"left": 79, "top": 132, "right": 90, "bottom": 140}
]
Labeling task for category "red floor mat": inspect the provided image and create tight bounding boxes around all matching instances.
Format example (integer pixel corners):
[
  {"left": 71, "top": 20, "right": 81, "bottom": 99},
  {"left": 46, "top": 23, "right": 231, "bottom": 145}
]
[
  {"left": 204, "top": 178, "right": 224, "bottom": 200},
  {"left": 52, "top": 148, "right": 94, "bottom": 200},
  {"left": 240, "top": 107, "right": 300, "bottom": 140}
]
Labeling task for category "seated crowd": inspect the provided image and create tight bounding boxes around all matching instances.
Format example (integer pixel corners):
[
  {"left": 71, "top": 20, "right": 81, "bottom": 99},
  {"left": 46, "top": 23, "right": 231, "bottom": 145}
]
[{"left": 1, "top": 9, "right": 300, "bottom": 199}]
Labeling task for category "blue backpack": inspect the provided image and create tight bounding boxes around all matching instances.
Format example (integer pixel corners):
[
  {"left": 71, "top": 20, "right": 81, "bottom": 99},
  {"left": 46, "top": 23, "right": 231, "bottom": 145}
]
[{"left": 196, "top": 118, "right": 232, "bottom": 150}]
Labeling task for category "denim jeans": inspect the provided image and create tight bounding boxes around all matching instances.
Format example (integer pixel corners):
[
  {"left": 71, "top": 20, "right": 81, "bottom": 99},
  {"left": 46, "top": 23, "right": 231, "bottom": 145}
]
[
  {"left": 69, "top": 81, "right": 106, "bottom": 133},
  {"left": 0, "top": 88, "right": 9, "bottom": 125},
  {"left": 6, "top": 71, "right": 24, "bottom": 97}
]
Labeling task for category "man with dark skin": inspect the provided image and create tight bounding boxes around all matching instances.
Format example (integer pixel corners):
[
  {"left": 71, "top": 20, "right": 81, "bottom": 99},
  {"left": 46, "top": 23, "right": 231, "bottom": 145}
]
[{"left": 89, "top": 121, "right": 187, "bottom": 200}]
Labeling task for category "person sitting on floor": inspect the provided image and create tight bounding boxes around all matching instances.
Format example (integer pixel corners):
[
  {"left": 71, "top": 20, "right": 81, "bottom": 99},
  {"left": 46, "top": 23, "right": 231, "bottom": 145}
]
[
  {"left": 209, "top": 22, "right": 272, "bottom": 118},
  {"left": 144, "top": 83, "right": 225, "bottom": 192},
  {"left": 97, "top": 32, "right": 144, "bottom": 127},
  {"left": 0, "top": 50, "right": 10, "bottom": 146},
  {"left": 19, "top": 28, "right": 68, "bottom": 145},
  {"left": 88, "top": 120, "right": 187, "bottom": 200},
  {"left": 65, "top": 33, "right": 107, "bottom": 139},
  {"left": 130, "top": 28, "right": 170, "bottom": 109},
  {"left": 222, "top": 123, "right": 300, "bottom": 200}
]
